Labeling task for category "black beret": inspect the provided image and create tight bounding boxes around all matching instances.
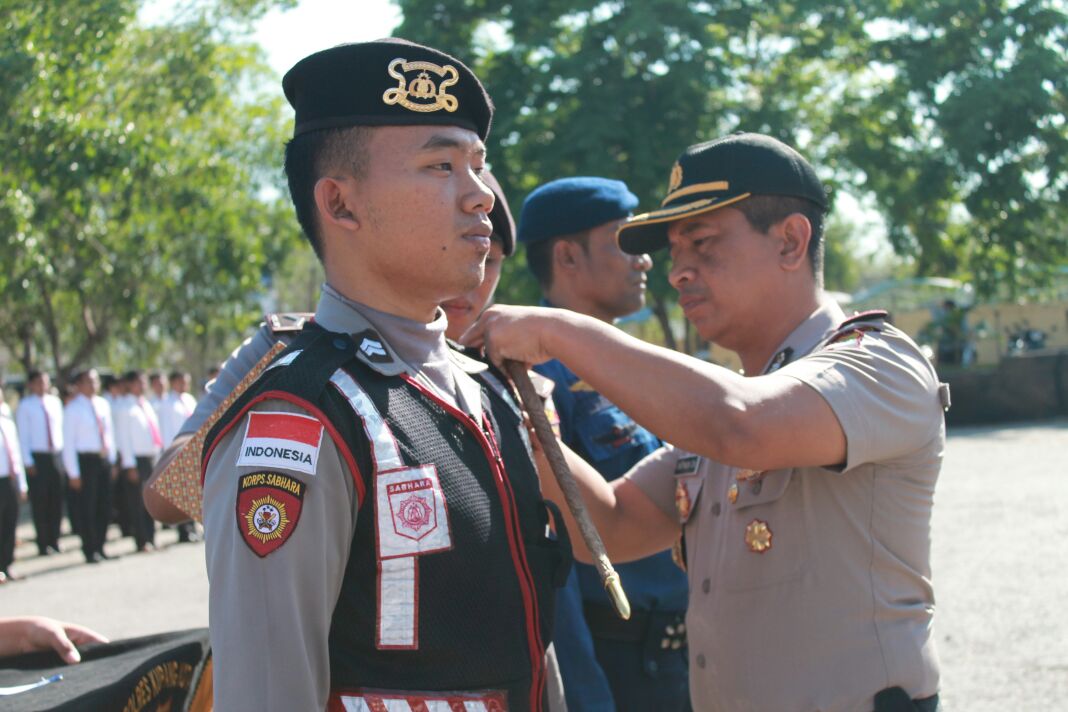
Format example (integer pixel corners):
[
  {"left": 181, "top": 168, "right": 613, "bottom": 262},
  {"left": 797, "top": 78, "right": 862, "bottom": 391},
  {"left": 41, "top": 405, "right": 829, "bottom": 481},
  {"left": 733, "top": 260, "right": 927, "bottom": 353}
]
[
  {"left": 517, "top": 177, "right": 639, "bottom": 246},
  {"left": 282, "top": 38, "right": 493, "bottom": 140},
  {"left": 618, "top": 133, "right": 828, "bottom": 254},
  {"left": 481, "top": 169, "right": 516, "bottom": 256}
]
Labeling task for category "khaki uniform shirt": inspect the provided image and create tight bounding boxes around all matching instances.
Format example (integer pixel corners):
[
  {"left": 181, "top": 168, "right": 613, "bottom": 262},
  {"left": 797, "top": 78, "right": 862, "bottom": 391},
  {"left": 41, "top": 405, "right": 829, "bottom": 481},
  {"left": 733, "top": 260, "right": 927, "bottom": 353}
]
[
  {"left": 203, "top": 287, "right": 568, "bottom": 711},
  {"left": 629, "top": 300, "right": 944, "bottom": 712},
  {"left": 204, "top": 289, "right": 490, "bottom": 711}
]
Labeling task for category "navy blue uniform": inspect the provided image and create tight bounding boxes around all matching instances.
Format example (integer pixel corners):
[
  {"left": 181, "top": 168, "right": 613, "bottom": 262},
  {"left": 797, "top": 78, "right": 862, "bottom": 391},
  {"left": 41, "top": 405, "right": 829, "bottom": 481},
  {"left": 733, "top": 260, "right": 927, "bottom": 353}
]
[{"left": 536, "top": 358, "right": 690, "bottom": 712}]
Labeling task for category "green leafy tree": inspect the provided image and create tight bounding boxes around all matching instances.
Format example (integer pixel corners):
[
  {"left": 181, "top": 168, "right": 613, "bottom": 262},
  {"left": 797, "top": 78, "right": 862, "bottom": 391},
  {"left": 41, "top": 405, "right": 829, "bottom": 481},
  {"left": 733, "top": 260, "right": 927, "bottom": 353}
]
[
  {"left": 394, "top": 0, "right": 1068, "bottom": 330},
  {"left": 0, "top": 0, "right": 298, "bottom": 381}
]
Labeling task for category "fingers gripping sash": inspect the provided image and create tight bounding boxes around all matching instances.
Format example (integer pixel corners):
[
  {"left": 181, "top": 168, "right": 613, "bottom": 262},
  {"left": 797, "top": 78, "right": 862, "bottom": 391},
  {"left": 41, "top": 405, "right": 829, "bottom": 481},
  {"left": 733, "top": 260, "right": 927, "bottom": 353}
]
[{"left": 330, "top": 370, "right": 453, "bottom": 650}]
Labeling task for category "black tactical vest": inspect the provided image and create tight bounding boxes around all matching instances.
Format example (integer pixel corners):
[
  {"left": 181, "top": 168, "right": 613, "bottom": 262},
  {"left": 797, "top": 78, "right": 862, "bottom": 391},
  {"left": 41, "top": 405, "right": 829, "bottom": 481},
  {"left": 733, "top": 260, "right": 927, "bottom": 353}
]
[{"left": 204, "top": 324, "right": 570, "bottom": 711}]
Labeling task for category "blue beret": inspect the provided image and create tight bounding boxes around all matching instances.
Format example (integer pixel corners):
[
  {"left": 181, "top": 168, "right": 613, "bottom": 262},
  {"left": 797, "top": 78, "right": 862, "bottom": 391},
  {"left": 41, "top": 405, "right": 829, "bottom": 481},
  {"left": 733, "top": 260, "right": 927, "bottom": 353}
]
[{"left": 517, "top": 177, "right": 639, "bottom": 245}]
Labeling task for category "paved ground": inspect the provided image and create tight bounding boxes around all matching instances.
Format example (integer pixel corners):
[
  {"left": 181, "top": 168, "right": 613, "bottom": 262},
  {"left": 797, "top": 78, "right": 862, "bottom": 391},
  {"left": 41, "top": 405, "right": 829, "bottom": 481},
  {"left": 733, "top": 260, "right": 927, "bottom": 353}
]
[{"left": 2, "top": 419, "right": 1066, "bottom": 708}]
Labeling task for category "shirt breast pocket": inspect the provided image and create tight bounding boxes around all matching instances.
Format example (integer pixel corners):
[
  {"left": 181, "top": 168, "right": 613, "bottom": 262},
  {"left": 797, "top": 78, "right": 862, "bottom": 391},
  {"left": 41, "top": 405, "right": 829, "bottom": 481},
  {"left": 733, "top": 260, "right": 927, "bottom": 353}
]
[
  {"left": 573, "top": 402, "right": 655, "bottom": 467},
  {"left": 723, "top": 468, "right": 807, "bottom": 593}
]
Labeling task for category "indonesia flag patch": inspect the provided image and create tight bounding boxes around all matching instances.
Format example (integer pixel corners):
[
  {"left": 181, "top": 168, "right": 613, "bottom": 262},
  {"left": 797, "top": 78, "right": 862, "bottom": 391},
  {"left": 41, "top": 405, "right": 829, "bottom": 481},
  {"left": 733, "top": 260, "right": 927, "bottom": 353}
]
[{"left": 236, "top": 411, "right": 324, "bottom": 475}]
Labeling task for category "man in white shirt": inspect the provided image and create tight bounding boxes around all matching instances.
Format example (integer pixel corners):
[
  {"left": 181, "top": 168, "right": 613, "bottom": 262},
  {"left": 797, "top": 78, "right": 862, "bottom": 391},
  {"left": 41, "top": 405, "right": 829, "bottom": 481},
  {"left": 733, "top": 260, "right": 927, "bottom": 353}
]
[
  {"left": 115, "top": 371, "right": 163, "bottom": 552},
  {"left": 0, "top": 395, "right": 28, "bottom": 582},
  {"left": 62, "top": 369, "right": 117, "bottom": 564},
  {"left": 15, "top": 370, "right": 65, "bottom": 556},
  {"left": 147, "top": 372, "right": 167, "bottom": 415},
  {"left": 159, "top": 371, "right": 199, "bottom": 543},
  {"left": 158, "top": 372, "right": 197, "bottom": 447}
]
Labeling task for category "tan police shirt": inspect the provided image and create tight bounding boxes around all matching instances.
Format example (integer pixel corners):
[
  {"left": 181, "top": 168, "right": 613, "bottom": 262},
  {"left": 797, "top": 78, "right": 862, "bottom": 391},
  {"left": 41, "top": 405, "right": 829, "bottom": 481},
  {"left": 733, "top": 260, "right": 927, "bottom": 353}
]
[
  {"left": 628, "top": 299, "right": 944, "bottom": 712},
  {"left": 203, "top": 288, "right": 489, "bottom": 711}
]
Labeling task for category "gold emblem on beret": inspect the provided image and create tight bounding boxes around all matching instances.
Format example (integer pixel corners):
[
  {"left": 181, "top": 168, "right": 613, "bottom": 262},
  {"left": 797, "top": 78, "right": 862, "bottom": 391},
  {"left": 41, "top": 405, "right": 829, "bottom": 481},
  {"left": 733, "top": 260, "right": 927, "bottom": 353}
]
[
  {"left": 675, "top": 480, "right": 692, "bottom": 521},
  {"left": 727, "top": 483, "right": 739, "bottom": 505},
  {"left": 668, "top": 162, "right": 683, "bottom": 193},
  {"left": 383, "top": 58, "right": 459, "bottom": 113},
  {"left": 745, "top": 519, "right": 773, "bottom": 553}
]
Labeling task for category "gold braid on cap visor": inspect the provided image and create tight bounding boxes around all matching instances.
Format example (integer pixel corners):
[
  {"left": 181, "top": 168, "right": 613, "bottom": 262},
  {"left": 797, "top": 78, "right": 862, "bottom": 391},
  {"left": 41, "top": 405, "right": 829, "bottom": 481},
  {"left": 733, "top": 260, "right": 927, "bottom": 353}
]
[{"left": 626, "top": 192, "right": 752, "bottom": 228}]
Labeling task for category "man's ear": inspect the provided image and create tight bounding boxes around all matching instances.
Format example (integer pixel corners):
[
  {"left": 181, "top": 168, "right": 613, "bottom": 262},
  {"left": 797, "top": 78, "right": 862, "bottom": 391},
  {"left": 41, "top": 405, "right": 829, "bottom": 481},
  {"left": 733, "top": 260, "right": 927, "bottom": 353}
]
[
  {"left": 313, "top": 176, "right": 360, "bottom": 232},
  {"left": 552, "top": 239, "right": 584, "bottom": 272},
  {"left": 778, "top": 213, "right": 811, "bottom": 272}
]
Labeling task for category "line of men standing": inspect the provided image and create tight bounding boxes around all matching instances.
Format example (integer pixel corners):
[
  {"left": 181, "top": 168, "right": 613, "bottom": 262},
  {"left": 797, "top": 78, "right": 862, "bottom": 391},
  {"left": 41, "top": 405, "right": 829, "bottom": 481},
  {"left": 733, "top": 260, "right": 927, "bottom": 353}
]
[{"left": 0, "top": 368, "right": 199, "bottom": 577}]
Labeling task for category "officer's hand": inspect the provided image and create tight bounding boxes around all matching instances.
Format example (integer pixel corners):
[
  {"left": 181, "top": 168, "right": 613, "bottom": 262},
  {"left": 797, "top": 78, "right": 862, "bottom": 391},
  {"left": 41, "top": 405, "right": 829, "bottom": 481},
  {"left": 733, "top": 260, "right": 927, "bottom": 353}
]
[
  {"left": 25, "top": 466, "right": 36, "bottom": 478},
  {"left": 460, "top": 305, "right": 557, "bottom": 367},
  {"left": 68, "top": 478, "right": 82, "bottom": 492},
  {"left": 125, "top": 468, "right": 138, "bottom": 484}
]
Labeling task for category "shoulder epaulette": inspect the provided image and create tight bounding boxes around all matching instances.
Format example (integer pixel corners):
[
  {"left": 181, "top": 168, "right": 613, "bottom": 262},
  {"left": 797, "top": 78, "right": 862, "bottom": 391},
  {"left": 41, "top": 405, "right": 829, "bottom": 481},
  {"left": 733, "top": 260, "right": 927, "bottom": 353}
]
[
  {"left": 837, "top": 309, "right": 889, "bottom": 330},
  {"left": 819, "top": 309, "right": 890, "bottom": 350},
  {"left": 265, "top": 312, "right": 314, "bottom": 336}
]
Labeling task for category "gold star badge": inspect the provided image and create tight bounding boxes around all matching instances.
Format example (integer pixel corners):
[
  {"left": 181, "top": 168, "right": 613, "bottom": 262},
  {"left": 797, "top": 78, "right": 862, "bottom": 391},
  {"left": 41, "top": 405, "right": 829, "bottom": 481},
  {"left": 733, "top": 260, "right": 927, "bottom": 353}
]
[
  {"left": 745, "top": 519, "right": 773, "bottom": 553},
  {"left": 727, "top": 483, "right": 739, "bottom": 505}
]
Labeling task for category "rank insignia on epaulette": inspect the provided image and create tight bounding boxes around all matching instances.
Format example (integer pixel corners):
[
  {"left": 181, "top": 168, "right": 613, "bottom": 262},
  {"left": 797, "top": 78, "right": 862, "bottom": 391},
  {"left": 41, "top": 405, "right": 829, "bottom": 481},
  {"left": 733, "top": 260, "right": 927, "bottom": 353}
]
[
  {"left": 744, "top": 519, "right": 773, "bottom": 554},
  {"left": 266, "top": 312, "right": 312, "bottom": 334},
  {"left": 828, "top": 326, "right": 877, "bottom": 348},
  {"left": 355, "top": 329, "right": 392, "bottom": 364}
]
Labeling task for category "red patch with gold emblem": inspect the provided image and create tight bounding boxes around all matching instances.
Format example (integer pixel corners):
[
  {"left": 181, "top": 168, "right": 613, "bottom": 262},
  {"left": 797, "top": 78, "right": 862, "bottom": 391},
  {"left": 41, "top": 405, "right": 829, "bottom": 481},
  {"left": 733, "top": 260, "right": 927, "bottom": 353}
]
[{"left": 236, "top": 471, "right": 306, "bottom": 558}]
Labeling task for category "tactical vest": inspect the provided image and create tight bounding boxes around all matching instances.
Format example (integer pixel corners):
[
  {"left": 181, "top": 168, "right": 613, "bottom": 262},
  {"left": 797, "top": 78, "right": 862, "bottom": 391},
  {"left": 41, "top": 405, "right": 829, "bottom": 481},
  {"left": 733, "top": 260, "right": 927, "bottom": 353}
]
[{"left": 204, "top": 324, "right": 570, "bottom": 711}]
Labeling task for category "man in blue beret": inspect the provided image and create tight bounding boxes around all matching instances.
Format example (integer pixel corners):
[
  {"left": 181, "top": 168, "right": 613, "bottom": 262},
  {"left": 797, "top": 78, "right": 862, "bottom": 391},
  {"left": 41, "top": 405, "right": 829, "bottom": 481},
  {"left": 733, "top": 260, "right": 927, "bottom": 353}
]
[
  {"left": 201, "top": 39, "right": 571, "bottom": 711},
  {"left": 519, "top": 177, "right": 691, "bottom": 711}
]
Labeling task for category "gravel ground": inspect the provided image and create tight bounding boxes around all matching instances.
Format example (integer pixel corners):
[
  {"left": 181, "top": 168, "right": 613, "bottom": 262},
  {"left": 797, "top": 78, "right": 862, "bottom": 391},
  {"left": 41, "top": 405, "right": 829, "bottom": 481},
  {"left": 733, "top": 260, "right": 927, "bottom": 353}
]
[{"left": 2, "top": 419, "right": 1066, "bottom": 708}]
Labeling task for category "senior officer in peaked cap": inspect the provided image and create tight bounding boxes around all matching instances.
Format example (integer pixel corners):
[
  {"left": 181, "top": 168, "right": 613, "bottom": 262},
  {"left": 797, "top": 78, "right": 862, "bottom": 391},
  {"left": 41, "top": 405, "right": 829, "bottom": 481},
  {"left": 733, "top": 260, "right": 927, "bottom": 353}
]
[
  {"left": 201, "top": 39, "right": 571, "bottom": 711},
  {"left": 518, "top": 177, "right": 690, "bottom": 712},
  {"left": 466, "top": 132, "right": 948, "bottom": 712}
]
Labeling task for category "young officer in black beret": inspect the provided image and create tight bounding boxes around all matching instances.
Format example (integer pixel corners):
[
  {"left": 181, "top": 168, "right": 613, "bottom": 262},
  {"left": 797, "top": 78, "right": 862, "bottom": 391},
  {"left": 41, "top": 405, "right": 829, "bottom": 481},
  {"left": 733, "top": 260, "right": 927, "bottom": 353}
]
[
  {"left": 467, "top": 132, "right": 947, "bottom": 712},
  {"left": 201, "top": 39, "right": 570, "bottom": 711}
]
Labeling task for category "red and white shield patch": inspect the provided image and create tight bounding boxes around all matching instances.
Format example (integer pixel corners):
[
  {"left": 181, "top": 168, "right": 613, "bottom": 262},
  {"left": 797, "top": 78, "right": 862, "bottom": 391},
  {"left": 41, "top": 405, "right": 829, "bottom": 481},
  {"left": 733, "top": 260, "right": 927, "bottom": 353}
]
[
  {"left": 376, "top": 464, "right": 451, "bottom": 559},
  {"left": 388, "top": 478, "right": 438, "bottom": 541},
  {"left": 236, "top": 471, "right": 306, "bottom": 558}
]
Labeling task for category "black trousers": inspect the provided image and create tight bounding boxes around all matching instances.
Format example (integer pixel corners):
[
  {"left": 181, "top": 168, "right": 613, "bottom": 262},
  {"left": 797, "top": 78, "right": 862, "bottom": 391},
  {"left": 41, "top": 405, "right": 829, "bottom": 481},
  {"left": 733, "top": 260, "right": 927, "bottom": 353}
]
[
  {"left": 125, "top": 456, "right": 156, "bottom": 549},
  {"left": 27, "top": 451, "right": 64, "bottom": 552},
  {"left": 76, "top": 453, "right": 112, "bottom": 558},
  {"left": 0, "top": 477, "right": 19, "bottom": 572}
]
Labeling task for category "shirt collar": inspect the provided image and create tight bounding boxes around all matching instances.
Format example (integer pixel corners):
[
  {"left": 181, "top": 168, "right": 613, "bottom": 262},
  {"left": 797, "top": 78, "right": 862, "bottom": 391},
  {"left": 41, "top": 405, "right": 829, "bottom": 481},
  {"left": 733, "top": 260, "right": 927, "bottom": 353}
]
[
  {"left": 315, "top": 283, "right": 488, "bottom": 379},
  {"left": 759, "top": 295, "right": 846, "bottom": 374}
]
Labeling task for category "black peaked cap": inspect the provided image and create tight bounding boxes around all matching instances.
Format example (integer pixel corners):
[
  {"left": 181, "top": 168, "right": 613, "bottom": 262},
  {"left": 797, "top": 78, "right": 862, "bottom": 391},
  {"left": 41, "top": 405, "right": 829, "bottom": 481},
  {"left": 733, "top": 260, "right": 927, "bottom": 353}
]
[{"left": 618, "top": 133, "right": 828, "bottom": 254}]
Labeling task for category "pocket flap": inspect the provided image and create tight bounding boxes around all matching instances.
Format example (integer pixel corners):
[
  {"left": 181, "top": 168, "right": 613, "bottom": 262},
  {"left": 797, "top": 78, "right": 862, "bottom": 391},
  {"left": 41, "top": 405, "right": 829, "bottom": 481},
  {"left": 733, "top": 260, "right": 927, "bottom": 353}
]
[{"left": 731, "top": 468, "right": 794, "bottom": 510}]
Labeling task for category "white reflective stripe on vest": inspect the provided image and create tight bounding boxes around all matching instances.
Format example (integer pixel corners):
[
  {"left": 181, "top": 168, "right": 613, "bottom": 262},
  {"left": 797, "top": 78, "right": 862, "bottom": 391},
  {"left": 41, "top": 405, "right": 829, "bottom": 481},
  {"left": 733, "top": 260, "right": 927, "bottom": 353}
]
[
  {"left": 330, "top": 370, "right": 403, "bottom": 469},
  {"left": 329, "top": 369, "right": 416, "bottom": 648}
]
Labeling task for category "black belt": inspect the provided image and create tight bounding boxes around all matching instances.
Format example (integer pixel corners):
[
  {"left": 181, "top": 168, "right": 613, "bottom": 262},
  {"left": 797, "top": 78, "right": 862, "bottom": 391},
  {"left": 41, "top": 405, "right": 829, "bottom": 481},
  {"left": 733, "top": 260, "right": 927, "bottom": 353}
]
[
  {"left": 874, "top": 686, "right": 940, "bottom": 712},
  {"left": 583, "top": 602, "right": 686, "bottom": 649}
]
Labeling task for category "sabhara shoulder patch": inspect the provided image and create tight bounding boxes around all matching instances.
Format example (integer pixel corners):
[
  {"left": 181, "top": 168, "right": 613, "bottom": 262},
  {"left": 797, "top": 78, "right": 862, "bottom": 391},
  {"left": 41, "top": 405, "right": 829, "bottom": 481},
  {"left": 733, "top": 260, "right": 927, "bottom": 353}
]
[
  {"left": 236, "top": 471, "right": 306, "bottom": 557},
  {"left": 236, "top": 411, "right": 323, "bottom": 475}
]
